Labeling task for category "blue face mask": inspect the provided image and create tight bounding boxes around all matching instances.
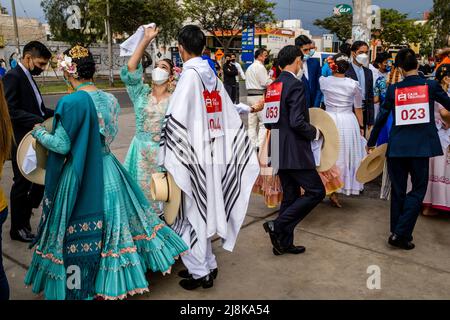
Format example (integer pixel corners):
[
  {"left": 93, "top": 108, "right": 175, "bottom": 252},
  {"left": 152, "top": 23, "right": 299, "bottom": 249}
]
[
  {"left": 309, "top": 49, "right": 316, "bottom": 57},
  {"left": 386, "top": 66, "right": 392, "bottom": 72},
  {"left": 303, "top": 54, "right": 310, "bottom": 61}
]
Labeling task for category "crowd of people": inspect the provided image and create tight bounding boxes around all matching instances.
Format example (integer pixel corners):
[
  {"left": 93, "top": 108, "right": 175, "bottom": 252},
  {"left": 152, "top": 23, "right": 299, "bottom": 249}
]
[{"left": 0, "top": 23, "right": 449, "bottom": 300}]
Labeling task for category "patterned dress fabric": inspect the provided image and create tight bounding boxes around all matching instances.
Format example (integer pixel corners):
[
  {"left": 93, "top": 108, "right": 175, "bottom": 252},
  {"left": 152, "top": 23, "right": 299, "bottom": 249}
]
[
  {"left": 121, "top": 64, "right": 169, "bottom": 214},
  {"left": 25, "top": 90, "right": 188, "bottom": 300}
]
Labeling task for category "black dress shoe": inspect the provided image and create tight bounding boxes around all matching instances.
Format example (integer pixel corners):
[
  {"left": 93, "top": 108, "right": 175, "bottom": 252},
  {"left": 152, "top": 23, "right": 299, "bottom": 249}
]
[
  {"left": 388, "top": 234, "right": 415, "bottom": 250},
  {"left": 179, "top": 274, "right": 214, "bottom": 290},
  {"left": 10, "top": 229, "right": 35, "bottom": 243},
  {"left": 263, "top": 221, "right": 284, "bottom": 255},
  {"left": 285, "top": 245, "right": 306, "bottom": 254},
  {"left": 178, "top": 268, "right": 218, "bottom": 279}
]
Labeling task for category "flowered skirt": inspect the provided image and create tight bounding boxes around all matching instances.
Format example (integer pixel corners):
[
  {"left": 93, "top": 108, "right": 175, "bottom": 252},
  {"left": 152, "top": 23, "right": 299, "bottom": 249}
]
[{"left": 25, "top": 152, "right": 188, "bottom": 300}]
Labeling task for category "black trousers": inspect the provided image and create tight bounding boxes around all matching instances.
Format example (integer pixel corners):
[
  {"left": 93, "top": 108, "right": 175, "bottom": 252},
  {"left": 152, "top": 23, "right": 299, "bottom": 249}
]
[
  {"left": 234, "top": 82, "right": 240, "bottom": 104},
  {"left": 274, "top": 169, "right": 326, "bottom": 248},
  {"left": 387, "top": 157, "right": 429, "bottom": 241},
  {"left": 224, "top": 83, "right": 237, "bottom": 104},
  {"left": 9, "top": 146, "right": 44, "bottom": 231}
]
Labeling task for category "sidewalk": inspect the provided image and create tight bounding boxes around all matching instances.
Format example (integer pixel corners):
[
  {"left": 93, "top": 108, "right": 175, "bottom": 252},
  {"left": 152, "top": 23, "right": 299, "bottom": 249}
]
[{"left": 2, "top": 111, "right": 450, "bottom": 300}]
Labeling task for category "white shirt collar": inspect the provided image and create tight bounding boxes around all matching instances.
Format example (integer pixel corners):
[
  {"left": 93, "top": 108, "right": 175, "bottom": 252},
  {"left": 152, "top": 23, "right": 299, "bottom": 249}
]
[{"left": 18, "top": 61, "right": 31, "bottom": 77}]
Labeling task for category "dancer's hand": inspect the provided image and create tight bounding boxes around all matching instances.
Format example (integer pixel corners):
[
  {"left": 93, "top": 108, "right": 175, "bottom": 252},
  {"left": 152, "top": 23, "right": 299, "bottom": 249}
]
[
  {"left": 366, "top": 146, "right": 375, "bottom": 154},
  {"left": 144, "top": 25, "right": 159, "bottom": 42}
]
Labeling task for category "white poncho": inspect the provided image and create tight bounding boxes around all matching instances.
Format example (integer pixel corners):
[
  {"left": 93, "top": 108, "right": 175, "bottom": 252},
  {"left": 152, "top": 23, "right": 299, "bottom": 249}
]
[{"left": 159, "top": 57, "right": 259, "bottom": 261}]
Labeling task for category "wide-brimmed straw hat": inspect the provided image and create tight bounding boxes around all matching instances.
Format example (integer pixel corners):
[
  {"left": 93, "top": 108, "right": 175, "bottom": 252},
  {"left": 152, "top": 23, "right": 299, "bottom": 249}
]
[
  {"left": 16, "top": 117, "right": 54, "bottom": 185},
  {"left": 150, "top": 172, "right": 181, "bottom": 225},
  {"left": 356, "top": 144, "right": 388, "bottom": 183},
  {"left": 309, "top": 108, "right": 340, "bottom": 172}
]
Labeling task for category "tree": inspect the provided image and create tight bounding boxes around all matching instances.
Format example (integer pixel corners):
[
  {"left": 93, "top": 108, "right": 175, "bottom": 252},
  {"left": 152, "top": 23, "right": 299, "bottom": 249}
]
[
  {"left": 428, "top": 0, "right": 450, "bottom": 48},
  {"left": 314, "top": 14, "right": 352, "bottom": 42},
  {"left": 89, "top": 0, "right": 185, "bottom": 44},
  {"left": 183, "top": 0, "right": 276, "bottom": 53}
]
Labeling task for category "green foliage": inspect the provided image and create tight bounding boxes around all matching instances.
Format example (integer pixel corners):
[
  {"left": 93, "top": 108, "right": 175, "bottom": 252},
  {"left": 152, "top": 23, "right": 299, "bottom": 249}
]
[
  {"left": 428, "top": 0, "right": 450, "bottom": 48},
  {"left": 313, "top": 14, "right": 352, "bottom": 42},
  {"left": 183, "top": 0, "right": 276, "bottom": 52}
]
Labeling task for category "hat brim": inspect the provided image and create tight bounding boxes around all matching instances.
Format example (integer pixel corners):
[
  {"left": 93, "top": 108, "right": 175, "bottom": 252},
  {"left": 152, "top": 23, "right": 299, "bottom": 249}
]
[
  {"left": 163, "top": 173, "right": 181, "bottom": 226},
  {"left": 16, "top": 117, "right": 54, "bottom": 186},
  {"left": 16, "top": 132, "right": 46, "bottom": 185},
  {"left": 356, "top": 144, "right": 388, "bottom": 183},
  {"left": 309, "top": 108, "right": 340, "bottom": 172}
]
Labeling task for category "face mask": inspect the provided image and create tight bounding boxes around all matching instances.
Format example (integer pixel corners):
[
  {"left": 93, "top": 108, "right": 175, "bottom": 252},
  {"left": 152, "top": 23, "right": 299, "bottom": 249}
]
[
  {"left": 309, "top": 49, "right": 316, "bottom": 57},
  {"left": 355, "top": 53, "right": 369, "bottom": 67},
  {"left": 29, "top": 59, "right": 44, "bottom": 76},
  {"left": 303, "top": 54, "right": 310, "bottom": 61},
  {"left": 231, "top": 59, "right": 236, "bottom": 63},
  {"left": 264, "top": 58, "right": 270, "bottom": 65},
  {"left": 152, "top": 67, "right": 170, "bottom": 85}
]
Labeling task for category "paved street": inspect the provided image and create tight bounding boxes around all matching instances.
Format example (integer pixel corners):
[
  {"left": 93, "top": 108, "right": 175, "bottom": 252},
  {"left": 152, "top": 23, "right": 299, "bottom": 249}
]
[{"left": 1, "top": 103, "right": 450, "bottom": 300}]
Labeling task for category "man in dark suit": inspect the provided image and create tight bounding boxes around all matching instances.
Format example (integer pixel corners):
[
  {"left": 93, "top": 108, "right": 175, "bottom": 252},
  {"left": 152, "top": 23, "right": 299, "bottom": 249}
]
[
  {"left": 295, "top": 35, "right": 322, "bottom": 108},
  {"left": 3, "top": 41, "right": 53, "bottom": 242},
  {"left": 346, "top": 41, "right": 374, "bottom": 133},
  {"left": 262, "top": 45, "right": 326, "bottom": 256},
  {"left": 368, "top": 48, "right": 450, "bottom": 250},
  {"left": 223, "top": 54, "right": 239, "bottom": 102}
]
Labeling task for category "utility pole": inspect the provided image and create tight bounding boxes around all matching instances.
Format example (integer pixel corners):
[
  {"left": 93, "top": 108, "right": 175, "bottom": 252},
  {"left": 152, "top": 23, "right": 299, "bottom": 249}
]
[
  {"left": 352, "top": 0, "right": 372, "bottom": 44},
  {"left": 10, "top": 0, "right": 20, "bottom": 54},
  {"left": 106, "top": 0, "right": 114, "bottom": 87}
]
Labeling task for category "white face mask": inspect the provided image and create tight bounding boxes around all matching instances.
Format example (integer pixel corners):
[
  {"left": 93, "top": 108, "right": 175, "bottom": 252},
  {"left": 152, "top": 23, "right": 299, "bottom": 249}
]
[
  {"left": 152, "top": 67, "right": 170, "bottom": 85},
  {"left": 296, "top": 67, "right": 304, "bottom": 79},
  {"left": 355, "top": 53, "right": 369, "bottom": 67}
]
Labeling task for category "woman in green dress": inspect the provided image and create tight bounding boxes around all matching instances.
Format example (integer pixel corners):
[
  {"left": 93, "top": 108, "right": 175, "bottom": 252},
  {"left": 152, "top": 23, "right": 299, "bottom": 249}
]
[
  {"left": 24, "top": 45, "right": 188, "bottom": 300},
  {"left": 121, "top": 26, "right": 174, "bottom": 209}
]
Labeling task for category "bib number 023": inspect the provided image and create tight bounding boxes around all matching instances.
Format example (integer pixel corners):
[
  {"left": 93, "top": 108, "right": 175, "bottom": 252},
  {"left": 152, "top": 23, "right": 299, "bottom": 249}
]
[{"left": 395, "top": 85, "right": 430, "bottom": 126}]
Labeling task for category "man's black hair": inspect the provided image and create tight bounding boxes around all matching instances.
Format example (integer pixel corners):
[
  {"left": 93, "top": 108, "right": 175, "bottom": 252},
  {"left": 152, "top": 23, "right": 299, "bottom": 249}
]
[
  {"left": 351, "top": 40, "right": 369, "bottom": 52},
  {"left": 178, "top": 25, "right": 206, "bottom": 56},
  {"left": 295, "top": 35, "right": 312, "bottom": 48},
  {"left": 339, "top": 43, "right": 352, "bottom": 56},
  {"left": 254, "top": 48, "right": 268, "bottom": 60},
  {"left": 395, "top": 48, "right": 419, "bottom": 72},
  {"left": 375, "top": 52, "right": 391, "bottom": 64},
  {"left": 278, "top": 45, "right": 303, "bottom": 69},
  {"left": 22, "top": 41, "right": 51, "bottom": 59}
]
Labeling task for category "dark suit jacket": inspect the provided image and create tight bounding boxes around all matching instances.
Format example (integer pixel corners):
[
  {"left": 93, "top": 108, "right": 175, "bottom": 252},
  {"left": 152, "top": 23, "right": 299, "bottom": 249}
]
[
  {"left": 3, "top": 65, "right": 54, "bottom": 143},
  {"left": 265, "top": 71, "right": 317, "bottom": 170},
  {"left": 346, "top": 64, "right": 374, "bottom": 125},
  {"left": 302, "top": 58, "right": 323, "bottom": 108},
  {"left": 368, "top": 75, "right": 450, "bottom": 158},
  {"left": 223, "top": 61, "right": 238, "bottom": 85}
]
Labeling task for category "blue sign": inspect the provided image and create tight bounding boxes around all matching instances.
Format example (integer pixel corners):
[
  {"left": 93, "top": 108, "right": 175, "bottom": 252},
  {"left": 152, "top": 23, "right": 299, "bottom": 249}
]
[{"left": 241, "top": 26, "right": 255, "bottom": 70}]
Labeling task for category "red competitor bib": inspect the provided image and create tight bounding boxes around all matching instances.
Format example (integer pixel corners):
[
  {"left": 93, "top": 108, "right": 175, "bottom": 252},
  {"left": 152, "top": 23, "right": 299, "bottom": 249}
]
[
  {"left": 203, "top": 89, "right": 224, "bottom": 138},
  {"left": 395, "top": 85, "right": 430, "bottom": 126},
  {"left": 262, "top": 82, "right": 283, "bottom": 124}
]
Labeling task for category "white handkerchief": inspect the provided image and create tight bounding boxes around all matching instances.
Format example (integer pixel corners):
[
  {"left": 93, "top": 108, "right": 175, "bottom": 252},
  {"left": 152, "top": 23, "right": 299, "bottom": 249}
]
[
  {"left": 311, "top": 137, "right": 323, "bottom": 167},
  {"left": 22, "top": 144, "right": 37, "bottom": 175},
  {"left": 235, "top": 103, "right": 251, "bottom": 115},
  {"left": 120, "top": 23, "right": 156, "bottom": 57}
]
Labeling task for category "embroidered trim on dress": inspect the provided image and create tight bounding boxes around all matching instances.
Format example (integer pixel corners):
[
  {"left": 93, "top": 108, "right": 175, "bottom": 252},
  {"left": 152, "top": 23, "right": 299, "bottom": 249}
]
[
  {"left": 132, "top": 223, "right": 165, "bottom": 241},
  {"left": 101, "top": 247, "right": 137, "bottom": 258},
  {"left": 35, "top": 249, "right": 64, "bottom": 265},
  {"left": 95, "top": 287, "right": 150, "bottom": 300}
]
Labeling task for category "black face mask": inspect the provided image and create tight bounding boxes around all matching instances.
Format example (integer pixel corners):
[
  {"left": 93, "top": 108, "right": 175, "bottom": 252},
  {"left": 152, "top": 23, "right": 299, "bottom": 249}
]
[
  {"left": 231, "top": 59, "right": 236, "bottom": 63},
  {"left": 30, "top": 66, "right": 44, "bottom": 76},
  {"left": 264, "top": 58, "right": 270, "bottom": 65}
]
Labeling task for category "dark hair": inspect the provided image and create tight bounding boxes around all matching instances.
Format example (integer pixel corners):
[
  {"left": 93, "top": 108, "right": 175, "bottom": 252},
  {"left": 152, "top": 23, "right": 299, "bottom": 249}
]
[
  {"left": 395, "top": 48, "right": 418, "bottom": 72},
  {"left": 225, "top": 53, "right": 232, "bottom": 59},
  {"left": 63, "top": 46, "right": 96, "bottom": 80},
  {"left": 161, "top": 58, "right": 175, "bottom": 76},
  {"left": 333, "top": 53, "right": 351, "bottom": 74},
  {"left": 178, "top": 25, "right": 205, "bottom": 56},
  {"left": 375, "top": 52, "right": 391, "bottom": 64},
  {"left": 351, "top": 41, "right": 369, "bottom": 52},
  {"left": 278, "top": 45, "right": 302, "bottom": 69},
  {"left": 23, "top": 41, "right": 51, "bottom": 59},
  {"left": 436, "top": 64, "right": 450, "bottom": 83},
  {"left": 295, "top": 35, "right": 312, "bottom": 48},
  {"left": 339, "top": 43, "right": 351, "bottom": 56},
  {"left": 254, "top": 48, "right": 268, "bottom": 60}
]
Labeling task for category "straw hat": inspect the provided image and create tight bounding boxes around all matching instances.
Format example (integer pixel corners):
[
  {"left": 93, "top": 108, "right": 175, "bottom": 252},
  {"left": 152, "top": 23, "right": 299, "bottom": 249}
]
[
  {"left": 16, "top": 117, "right": 54, "bottom": 186},
  {"left": 150, "top": 172, "right": 181, "bottom": 225},
  {"left": 309, "top": 108, "right": 340, "bottom": 172},
  {"left": 356, "top": 144, "right": 388, "bottom": 183}
]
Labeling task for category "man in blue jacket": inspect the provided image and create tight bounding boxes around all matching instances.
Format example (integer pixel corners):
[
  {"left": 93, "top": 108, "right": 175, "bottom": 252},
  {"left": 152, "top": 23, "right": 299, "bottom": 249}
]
[
  {"left": 368, "top": 48, "right": 450, "bottom": 250},
  {"left": 295, "top": 35, "right": 322, "bottom": 108}
]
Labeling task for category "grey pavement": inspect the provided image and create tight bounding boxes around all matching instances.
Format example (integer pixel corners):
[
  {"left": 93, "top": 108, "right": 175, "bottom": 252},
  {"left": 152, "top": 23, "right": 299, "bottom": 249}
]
[{"left": 1, "top": 109, "right": 450, "bottom": 300}]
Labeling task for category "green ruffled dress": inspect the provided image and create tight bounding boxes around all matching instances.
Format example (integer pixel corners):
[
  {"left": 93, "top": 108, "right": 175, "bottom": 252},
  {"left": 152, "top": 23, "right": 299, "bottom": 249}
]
[
  {"left": 24, "top": 90, "right": 188, "bottom": 300},
  {"left": 120, "top": 64, "right": 169, "bottom": 210}
]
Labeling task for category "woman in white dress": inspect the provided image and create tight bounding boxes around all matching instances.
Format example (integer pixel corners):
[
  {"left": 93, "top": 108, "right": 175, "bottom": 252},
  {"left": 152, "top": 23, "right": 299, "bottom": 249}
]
[{"left": 319, "top": 54, "right": 366, "bottom": 203}]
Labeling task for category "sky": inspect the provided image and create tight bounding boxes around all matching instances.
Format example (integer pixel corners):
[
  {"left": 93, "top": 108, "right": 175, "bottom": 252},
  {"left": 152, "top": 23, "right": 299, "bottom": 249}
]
[{"left": 0, "top": 0, "right": 434, "bottom": 35}]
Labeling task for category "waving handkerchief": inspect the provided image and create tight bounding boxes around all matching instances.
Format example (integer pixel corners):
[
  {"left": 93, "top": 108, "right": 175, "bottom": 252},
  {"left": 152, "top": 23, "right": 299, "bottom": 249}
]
[{"left": 120, "top": 23, "right": 156, "bottom": 57}]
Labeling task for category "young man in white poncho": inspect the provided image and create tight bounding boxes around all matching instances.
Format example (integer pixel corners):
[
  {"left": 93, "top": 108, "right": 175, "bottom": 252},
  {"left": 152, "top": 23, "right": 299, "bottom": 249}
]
[{"left": 158, "top": 25, "right": 260, "bottom": 290}]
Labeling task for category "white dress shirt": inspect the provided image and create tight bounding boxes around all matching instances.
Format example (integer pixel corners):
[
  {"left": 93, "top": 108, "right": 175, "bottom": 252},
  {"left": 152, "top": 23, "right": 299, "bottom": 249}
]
[
  {"left": 19, "top": 62, "right": 44, "bottom": 116},
  {"left": 233, "top": 62, "right": 246, "bottom": 81},
  {"left": 245, "top": 60, "right": 272, "bottom": 90}
]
